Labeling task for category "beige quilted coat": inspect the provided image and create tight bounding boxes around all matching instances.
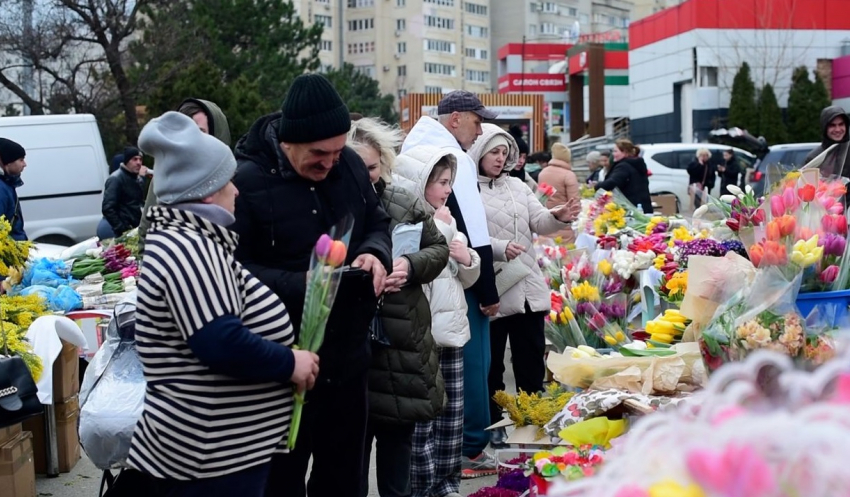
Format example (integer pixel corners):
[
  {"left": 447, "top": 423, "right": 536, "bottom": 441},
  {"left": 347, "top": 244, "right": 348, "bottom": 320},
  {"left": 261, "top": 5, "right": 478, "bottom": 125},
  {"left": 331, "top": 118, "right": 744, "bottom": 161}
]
[
  {"left": 395, "top": 145, "right": 482, "bottom": 347},
  {"left": 468, "top": 124, "right": 569, "bottom": 319}
]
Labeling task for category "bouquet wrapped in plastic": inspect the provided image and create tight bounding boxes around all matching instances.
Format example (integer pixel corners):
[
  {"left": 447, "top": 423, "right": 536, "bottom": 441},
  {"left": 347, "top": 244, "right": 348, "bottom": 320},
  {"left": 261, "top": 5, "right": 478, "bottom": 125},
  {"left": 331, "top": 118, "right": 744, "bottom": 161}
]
[
  {"left": 699, "top": 266, "right": 835, "bottom": 373},
  {"left": 287, "top": 215, "right": 354, "bottom": 450}
]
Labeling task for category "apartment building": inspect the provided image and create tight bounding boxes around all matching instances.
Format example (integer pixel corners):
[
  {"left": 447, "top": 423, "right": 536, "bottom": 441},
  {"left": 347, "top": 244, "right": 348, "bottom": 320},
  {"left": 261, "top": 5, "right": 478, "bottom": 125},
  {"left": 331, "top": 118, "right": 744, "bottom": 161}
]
[
  {"left": 490, "top": 0, "right": 632, "bottom": 77},
  {"left": 631, "top": 0, "right": 685, "bottom": 21},
  {"left": 292, "top": 0, "right": 492, "bottom": 100}
]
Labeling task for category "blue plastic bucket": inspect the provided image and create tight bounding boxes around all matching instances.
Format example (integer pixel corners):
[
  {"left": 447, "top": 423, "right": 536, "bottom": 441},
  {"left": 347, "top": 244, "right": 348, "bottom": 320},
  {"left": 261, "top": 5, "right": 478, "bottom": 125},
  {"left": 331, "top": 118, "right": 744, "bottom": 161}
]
[{"left": 796, "top": 289, "right": 850, "bottom": 325}]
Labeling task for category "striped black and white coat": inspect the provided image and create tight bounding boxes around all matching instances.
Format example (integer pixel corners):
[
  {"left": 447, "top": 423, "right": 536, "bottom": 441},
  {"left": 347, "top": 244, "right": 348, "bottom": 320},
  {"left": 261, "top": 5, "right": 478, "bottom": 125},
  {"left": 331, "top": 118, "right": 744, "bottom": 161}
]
[{"left": 128, "top": 206, "right": 295, "bottom": 480}]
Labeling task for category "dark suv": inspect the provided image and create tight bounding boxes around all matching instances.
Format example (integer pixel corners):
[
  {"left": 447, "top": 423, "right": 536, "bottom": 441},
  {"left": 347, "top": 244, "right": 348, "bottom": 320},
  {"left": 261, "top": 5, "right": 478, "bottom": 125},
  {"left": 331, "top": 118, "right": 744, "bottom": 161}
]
[{"left": 749, "top": 143, "right": 818, "bottom": 196}]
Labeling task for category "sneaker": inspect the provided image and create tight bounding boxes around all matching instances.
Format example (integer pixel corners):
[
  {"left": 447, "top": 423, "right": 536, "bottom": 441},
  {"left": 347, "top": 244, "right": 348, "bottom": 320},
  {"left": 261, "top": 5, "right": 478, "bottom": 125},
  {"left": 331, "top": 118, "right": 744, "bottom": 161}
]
[
  {"left": 461, "top": 451, "right": 498, "bottom": 479},
  {"left": 489, "top": 427, "right": 508, "bottom": 449}
]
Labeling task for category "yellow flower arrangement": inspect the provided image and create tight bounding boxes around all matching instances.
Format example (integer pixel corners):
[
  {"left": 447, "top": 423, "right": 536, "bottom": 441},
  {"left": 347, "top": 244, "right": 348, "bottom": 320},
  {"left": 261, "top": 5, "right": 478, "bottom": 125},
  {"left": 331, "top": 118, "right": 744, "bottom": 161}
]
[
  {"left": 645, "top": 216, "right": 666, "bottom": 235},
  {"left": 666, "top": 271, "right": 688, "bottom": 298},
  {"left": 668, "top": 226, "right": 694, "bottom": 246},
  {"left": 493, "top": 383, "right": 575, "bottom": 437},
  {"left": 592, "top": 202, "right": 626, "bottom": 235},
  {"left": 0, "top": 285, "right": 49, "bottom": 382},
  {"left": 653, "top": 253, "right": 667, "bottom": 270},
  {"left": 0, "top": 217, "right": 32, "bottom": 278},
  {"left": 570, "top": 281, "right": 600, "bottom": 302}
]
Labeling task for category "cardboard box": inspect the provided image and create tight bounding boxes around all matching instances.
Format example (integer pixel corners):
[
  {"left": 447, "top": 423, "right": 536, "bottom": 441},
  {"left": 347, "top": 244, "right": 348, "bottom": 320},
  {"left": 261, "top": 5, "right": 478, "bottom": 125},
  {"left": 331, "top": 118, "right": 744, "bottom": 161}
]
[
  {"left": 53, "top": 339, "right": 81, "bottom": 402},
  {"left": 22, "top": 395, "right": 81, "bottom": 474},
  {"left": 487, "top": 419, "right": 570, "bottom": 448},
  {"left": 0, "top": 422, "right": 22, "bottom": 446},
  {"left": 651, "top": 194, "right": 678, "bottom": 216},
  {"left": 0, "top": 431, "right": 36, "bottom": 497}
]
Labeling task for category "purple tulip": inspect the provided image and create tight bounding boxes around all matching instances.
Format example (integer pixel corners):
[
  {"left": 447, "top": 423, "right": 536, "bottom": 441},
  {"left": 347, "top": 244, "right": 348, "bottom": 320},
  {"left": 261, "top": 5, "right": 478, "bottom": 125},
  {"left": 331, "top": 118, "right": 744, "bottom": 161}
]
[
  {"left": 315, "top": 234, "right": 333, "bottom": 258},
  {"left": 820, "top": 233, "right": 847, "bottom": 258}
]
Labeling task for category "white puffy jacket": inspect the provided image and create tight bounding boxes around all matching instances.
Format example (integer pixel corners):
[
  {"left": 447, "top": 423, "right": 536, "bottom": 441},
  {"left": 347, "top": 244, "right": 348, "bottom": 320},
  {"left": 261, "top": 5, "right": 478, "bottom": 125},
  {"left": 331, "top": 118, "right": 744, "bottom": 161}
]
[
  {"left": 468, "top": 124, "right": 569, "bottom": 318},
  {"left": 395, "top": 145, "right": 481, "bottom": 347}
]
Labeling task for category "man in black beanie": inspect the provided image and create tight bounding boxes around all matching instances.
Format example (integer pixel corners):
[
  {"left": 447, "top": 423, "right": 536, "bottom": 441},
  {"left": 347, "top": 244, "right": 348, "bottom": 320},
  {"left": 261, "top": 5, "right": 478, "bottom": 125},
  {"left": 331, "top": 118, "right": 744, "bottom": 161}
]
[
  {"left": 233, "top": 73, "right": 392, "bottom": 497},
  {"left": 99, "top": 146, "right": 145, "bottom": 238},
  {"left": 0, "top": 137, "right": 28, "bottom": 240}
]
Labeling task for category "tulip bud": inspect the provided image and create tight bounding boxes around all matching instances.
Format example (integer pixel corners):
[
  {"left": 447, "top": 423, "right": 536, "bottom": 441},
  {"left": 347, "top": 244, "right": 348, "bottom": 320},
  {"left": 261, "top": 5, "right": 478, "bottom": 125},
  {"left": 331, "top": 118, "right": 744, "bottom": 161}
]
[
  {"left": 326, "top": 240, "right": 347, "bottom": 267},
  {"left": 315, "top": 234, "right": 332, "bottom": 258}
]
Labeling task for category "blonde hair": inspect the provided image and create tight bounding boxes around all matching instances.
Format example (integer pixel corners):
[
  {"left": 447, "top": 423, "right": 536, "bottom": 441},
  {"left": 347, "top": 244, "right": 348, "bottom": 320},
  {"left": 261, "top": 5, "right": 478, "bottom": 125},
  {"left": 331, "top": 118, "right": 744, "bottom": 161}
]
[
  {"left": 347, "top": 117, "right": 405, "bottom": 183},
  {"left": 696, "top": 148, "right": 711, "bottom": 159}
]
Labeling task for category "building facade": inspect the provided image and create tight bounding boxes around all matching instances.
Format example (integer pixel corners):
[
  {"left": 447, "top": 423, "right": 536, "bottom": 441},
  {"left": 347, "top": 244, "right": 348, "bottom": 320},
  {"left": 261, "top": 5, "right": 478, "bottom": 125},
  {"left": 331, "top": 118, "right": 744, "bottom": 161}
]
[
  {"left": 628, "top": 0, "right": 850, "bottom": 144},
  {"left": 293, "top": 0, "right": 492, "bottom": 100}
]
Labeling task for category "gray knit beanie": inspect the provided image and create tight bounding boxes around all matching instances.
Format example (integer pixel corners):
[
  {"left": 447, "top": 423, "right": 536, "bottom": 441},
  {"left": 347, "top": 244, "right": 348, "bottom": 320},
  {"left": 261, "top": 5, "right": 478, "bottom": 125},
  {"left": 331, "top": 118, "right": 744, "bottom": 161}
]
[
  {"left": 139, "top": 112, "right": 236, "bottom": 205},
  {"left": 278, "top": 73, "right": 351, "bottom": 143}
]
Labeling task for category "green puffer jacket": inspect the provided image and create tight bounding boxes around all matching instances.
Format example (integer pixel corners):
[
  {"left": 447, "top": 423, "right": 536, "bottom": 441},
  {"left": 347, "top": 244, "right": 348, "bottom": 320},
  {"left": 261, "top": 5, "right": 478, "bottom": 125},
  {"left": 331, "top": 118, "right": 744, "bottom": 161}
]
[
  {"left": 368, "top": 179, "right": 449, "bottom": 424},
  {"left": 138, "top": 98, "right": 231, "bottom": 252}
]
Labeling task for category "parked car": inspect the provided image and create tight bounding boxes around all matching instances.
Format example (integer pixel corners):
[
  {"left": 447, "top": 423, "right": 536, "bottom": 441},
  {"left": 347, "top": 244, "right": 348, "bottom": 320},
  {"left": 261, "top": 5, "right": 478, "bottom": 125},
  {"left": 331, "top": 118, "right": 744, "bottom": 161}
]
[
  {"left": 638, "top": 143, "right": 756, "bottom": 212},
  {"left": 0, "top": 114, "right": 108, "bottom": 244},
  {"left": 748, "top": 143, "right": 818, "bottom": 197}
]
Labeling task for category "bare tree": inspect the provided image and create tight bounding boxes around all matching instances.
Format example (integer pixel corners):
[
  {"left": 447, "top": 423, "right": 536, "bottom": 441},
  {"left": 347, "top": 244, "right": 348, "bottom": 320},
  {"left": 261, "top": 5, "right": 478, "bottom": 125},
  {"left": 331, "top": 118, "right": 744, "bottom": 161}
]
[{"left": 0, "top": 0, "right": 161, "bottom": 142}]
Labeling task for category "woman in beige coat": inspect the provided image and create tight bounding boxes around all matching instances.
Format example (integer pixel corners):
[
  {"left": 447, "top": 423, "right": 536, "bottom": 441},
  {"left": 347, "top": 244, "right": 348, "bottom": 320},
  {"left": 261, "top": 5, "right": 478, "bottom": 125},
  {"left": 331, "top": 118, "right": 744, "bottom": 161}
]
[
  {"left": 537, "top": 142, "right": 580, "bottom": 244},
  {"left": 468, "top": 124, "right": 579, "bottom": 447}
]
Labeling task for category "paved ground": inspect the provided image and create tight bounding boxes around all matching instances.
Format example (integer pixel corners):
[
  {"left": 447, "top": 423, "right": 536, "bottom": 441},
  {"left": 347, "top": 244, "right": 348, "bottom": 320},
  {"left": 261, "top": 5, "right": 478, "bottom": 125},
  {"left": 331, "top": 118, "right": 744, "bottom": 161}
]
[{"left": 36, "top": 350, "right": 515, "bottom": 496}]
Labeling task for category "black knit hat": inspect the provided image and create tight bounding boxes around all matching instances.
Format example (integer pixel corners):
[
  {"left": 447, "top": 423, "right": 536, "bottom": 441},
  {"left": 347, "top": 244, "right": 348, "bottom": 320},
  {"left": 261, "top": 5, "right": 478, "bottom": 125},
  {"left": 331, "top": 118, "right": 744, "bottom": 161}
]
[
  {"left": 123, "top": 146, "right": 142, "bottom": 164},
  {"left": 508, "top": 125, "right": 530, "bottom": 155},
  {"left": 0, "top": 138, "right": 25, "bottom": 165},
  {"left": 278, "top": 74, "right": 351, "bottom": 143}
]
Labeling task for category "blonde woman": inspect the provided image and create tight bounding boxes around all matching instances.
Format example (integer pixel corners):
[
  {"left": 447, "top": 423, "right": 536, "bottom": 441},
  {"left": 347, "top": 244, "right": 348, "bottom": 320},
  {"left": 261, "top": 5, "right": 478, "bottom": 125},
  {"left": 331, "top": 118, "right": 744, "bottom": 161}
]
[
  {"left": 348, "top": 117, "right": 449, "bottom": 497},
  {"left": 687, "top": 148, "right": 716, "bottom": 208}
]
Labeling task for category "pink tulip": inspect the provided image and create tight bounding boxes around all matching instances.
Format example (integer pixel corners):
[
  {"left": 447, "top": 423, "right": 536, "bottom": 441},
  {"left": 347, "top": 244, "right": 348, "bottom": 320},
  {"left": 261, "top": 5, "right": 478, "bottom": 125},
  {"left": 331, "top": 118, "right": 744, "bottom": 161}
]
[
  {"left": 770, "top": 195, "right": 784, "bottom": 217},
  {"left": 782, "top": 187, "right": 799, "bottom": 212},
  {"left": 820, "top": 265, "right": 839, "bottom": 284}
]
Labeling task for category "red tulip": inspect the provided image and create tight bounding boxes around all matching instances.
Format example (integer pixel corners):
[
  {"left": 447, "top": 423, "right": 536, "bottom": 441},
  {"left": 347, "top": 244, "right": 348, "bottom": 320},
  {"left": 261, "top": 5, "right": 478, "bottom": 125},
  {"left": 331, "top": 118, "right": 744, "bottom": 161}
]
[
  {"left": 751, "top": 208, "right": 766, "bottom": 225},
  {"left": 798, "top": 183, "right": 816, "bottom": 202},
  {"left": 820, "top": 265, "right": 840, "bottom": 284}
]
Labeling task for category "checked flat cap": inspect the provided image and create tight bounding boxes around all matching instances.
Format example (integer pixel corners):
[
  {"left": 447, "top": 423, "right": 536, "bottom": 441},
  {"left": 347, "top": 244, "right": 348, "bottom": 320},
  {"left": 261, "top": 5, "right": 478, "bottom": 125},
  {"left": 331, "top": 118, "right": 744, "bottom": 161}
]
[{"left": 437, "top": 91, "right": 498, "bottom": 119}]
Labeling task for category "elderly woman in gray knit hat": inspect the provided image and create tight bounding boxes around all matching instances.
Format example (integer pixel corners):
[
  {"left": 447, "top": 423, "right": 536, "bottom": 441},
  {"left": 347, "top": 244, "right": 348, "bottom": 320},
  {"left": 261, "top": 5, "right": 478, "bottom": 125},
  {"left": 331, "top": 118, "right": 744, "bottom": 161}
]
[{"left": 127, "top": 111, "right": 319, "bottom": 496}]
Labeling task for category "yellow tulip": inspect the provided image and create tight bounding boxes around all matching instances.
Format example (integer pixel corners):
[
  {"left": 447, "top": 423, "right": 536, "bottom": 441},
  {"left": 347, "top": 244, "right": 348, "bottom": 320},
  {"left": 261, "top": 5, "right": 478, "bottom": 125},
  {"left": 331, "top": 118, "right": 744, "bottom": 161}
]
[
  {"left": 615, "top": 331, "right": 626, "bottom": 342},
  {"left": 648, "top": 480, "right": 706, "bottom": 497},
  {"left": 651, "top": 333, "right": 674, "bottom": 343},
  {"left": 598, "top": 259, "right": 613, "bottom": 277},
  {"left": 604, "top": 335, "right": 618, "bottom": 346}
]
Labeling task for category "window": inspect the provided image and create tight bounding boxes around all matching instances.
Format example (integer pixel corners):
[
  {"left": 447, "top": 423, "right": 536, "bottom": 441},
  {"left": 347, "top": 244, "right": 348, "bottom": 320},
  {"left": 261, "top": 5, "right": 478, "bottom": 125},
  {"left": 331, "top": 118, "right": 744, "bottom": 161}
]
[
  {"left": 540, "top": 22, "right": 557, "bottom": 35},
  {"left": 321, "top": 40, "right": 333, "bottom": 52},
  {"left": 314, "top": 15, "right": 332, "bottom": 28},
  {"left": 424, "top": 63, "right": 455, "bottom": 76},
  {"left": 465, "top": 69, "right": 489, "bottom": 83},
  {"left": 397, "top": 42, "right": 407, "bottom": 54},
  {"left": 347, "top": 0, "right": 374, "bottom": 6},
  {"left": 464, "top": 2, "right": 487, "bottom": 15},
  {"left": 528, "top": 24, "right": 537, "bottom": 36},
  {"left": 347, "top": 42, "right": 375, "bottom": 54},
  {"left": 398, "top": 65, "right": 407, "bottom": 77},
  {"left": 396, "top": 0, "right": 406, "bottom": 5},
  {"left": 425, "top": 15, "right": 454, "bottom": 30},
  {"left": 542, "top": 2, "right": 557, "bottom": 13},
  {"left": 465, "top": 47, "right": 487, "bottom": 60},
  {"left": 465, "top": 25, "right": 488, "bottom": 38},
  {"left": 424, "top": 0, "right": 454, "bottom": 5},
  {"left": 567, "top": 7, "right": 578, "bottom": 16},
  {"left": 348, "top": 18, "right": 375, "bottom": 31},
  {"left": 355, "top": 65, "right": 376, "bottom": 78},
  {"left": 699, "top": 66, "right": 718, "bottom": 87},
  {"left": 316, "top": 0, "right": 329, "bottom": 3},
  {"left": 424, "top": 86, "right": 443, "bottom": 94},
  {"left": 425, "top": 39, "right": 456, "bottom": 53},
  {"left": 396, "top": 19, "right": 406, "bottom": 31},
  {"left": 398, "top": 89, "right": 408, "bottom": 100}
]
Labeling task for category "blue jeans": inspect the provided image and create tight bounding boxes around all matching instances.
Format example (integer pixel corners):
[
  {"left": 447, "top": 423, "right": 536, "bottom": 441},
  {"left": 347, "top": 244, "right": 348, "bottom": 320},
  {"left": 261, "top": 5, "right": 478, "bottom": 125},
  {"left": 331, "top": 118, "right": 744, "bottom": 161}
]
[
  {"left": 461, "top": 291, "right": 491, "bottom": 457},
  {"left": 97, "top": 217, "right": 117, "bottom": 239}
]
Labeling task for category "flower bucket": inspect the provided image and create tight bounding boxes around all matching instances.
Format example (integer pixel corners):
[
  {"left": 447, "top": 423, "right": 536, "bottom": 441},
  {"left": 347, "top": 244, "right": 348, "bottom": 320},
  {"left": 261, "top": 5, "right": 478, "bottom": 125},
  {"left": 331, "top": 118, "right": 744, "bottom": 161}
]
[
  {"left": 796, "top": 289, "right": 850, "bottom": 326},
  {"left": 529, "top": 473, "right": 550, "bottom": 497}
]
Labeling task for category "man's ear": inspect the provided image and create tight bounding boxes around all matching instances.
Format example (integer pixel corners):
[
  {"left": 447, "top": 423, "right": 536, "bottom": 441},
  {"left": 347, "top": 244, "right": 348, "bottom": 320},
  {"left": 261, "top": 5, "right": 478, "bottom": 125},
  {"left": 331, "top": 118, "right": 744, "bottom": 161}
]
[{"left": 450, "top": 112, "right": 461, "bottom": 129}]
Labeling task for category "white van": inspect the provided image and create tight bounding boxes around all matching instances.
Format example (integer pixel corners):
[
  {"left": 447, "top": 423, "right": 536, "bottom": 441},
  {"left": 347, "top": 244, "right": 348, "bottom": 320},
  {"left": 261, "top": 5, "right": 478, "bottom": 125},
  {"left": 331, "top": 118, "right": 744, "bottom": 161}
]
[
  {"left": 0, "top": 114, "right": 107, "bottom": 244},
  {"left": 639, "top": 143, "right": 756, "bottom": 213}
]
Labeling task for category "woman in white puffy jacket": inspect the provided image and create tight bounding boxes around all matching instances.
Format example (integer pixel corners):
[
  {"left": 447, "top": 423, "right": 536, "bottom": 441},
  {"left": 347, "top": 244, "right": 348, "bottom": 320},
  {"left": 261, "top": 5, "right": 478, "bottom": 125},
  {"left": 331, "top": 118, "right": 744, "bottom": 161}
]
[
  {"left": 395, "top": 144, "right": 481, "bottom": 497},
  {"left": 468, "top": 123, "right": 580, "bottom": 447}
]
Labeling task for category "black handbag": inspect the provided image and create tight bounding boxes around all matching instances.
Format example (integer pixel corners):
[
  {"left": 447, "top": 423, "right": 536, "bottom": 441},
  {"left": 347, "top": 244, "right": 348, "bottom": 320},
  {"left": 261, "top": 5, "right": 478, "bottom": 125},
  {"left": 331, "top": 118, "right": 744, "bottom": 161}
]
[
  {"left": 0, "top": 312, "right": 43, "bottom": 429},
  {"left": 369, "top": 296, "right": 390, "bottom": 347}
]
